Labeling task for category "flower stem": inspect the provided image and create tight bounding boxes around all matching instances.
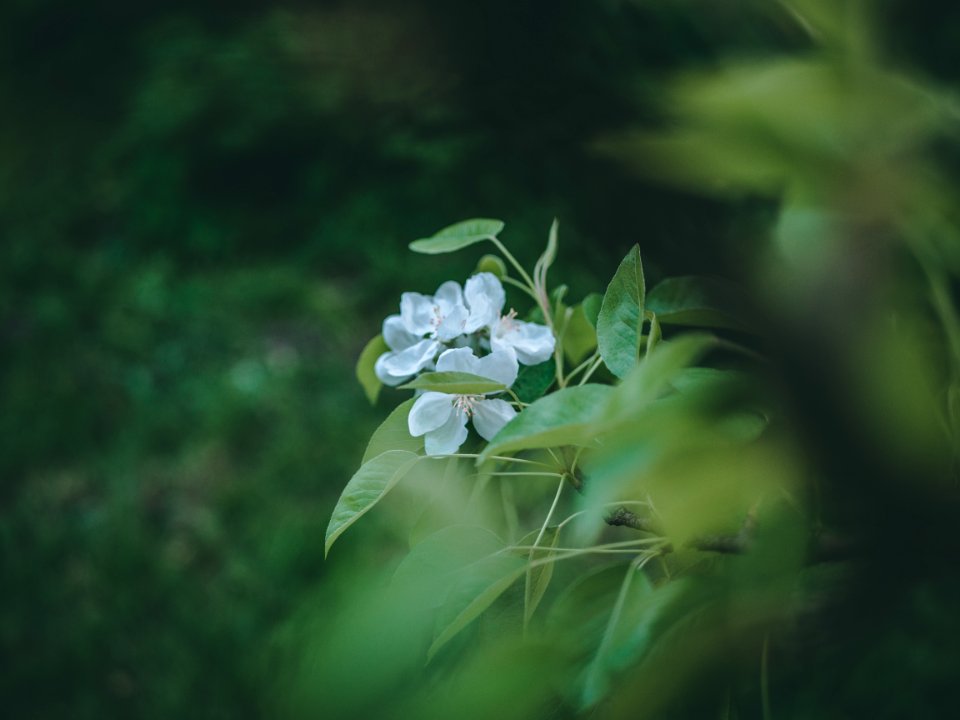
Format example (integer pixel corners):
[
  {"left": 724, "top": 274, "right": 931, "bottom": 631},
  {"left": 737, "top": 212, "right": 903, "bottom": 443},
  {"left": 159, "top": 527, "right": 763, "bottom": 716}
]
[
  {"left": 565, "top": 351, "right": 599, "bottom": 383},
  {"left": 490, "top": 237, "right": 537, "bottom": 293},
  {"left": 578, "top": 356, "right": 604, "bottom": 385},
  {"left": 502, "top": 275, "right": 540, "bottom": 302}
]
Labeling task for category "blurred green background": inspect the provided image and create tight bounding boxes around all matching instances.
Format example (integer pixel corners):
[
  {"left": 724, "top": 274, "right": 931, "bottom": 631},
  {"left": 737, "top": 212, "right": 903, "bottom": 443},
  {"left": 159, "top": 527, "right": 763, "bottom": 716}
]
[{"left": 2, "top": 1, "right": 959, "bottom": 718}]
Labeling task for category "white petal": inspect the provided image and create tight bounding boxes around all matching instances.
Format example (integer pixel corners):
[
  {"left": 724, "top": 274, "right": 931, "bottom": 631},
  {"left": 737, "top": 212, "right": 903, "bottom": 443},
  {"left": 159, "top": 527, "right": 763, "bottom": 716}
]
[
  {"left": 400, "top": 292, "right": 436, "bottom": 336},
  {"left": 433, "top": 281, "right": 465, "bottom": 313},
  {"left": 382, "top": 314, "right": 419, "bottom": 351},
  {"left": 471, "top": 399, "right": 517, "bottom": 441},
  {"left": 408, "top": 392, "right": 455, "bottom": 437},
  {"left": 424, "top": 408, "right": 470, "bottom": 455},
  {"left": 475, "top": 348, "right": 519, "bottom": 388},
  {"left": 464, "top": 272, "right": 505, "bottom": 333},
  {"left": 435, "top": 303, "right": 469, "bottom": 342},
  {"left": 435, "top": 346, "right": 481, "bottom": 375},
  {"left": 492, "top": 321, "right": 555, "bottom": 365},
  {"left": 374, "top": 339, "right": 441, "bottom": 385}
]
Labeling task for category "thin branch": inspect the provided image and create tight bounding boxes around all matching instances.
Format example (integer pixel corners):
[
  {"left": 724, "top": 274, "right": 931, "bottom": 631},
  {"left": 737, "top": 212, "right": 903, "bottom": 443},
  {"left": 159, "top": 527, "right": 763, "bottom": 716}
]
[{"left": 604, "top": 505, "right": 854, "bottom": 561}]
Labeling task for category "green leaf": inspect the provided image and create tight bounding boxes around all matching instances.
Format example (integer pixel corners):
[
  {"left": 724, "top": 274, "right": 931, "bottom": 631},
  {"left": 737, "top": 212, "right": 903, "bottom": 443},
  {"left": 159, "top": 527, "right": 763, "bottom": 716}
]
[
  {"left": 400, "top": 371, "right": 507, "bottom": 395},
  {"left": 512, "top": 359, "right": 556, "bottom": 403},
  {"left": 580, "top": 576, "right": 688, "bottom": 709},
  {"left": 362, "top": 398, "right": 422, "bottom": 464},
  {"left": 480, "top": 384, "right": 614, "bottom": 461},
  {"left": 392, "top": 525, "right": 507, "bottom": 602},
  {"left": 607, "top": 334, "right": 715, "bottom": 419},
  {"left": 581, "top": 293, "right": 602, "bottom": 328},
  {"left": 356, "top": 334, "right": 388, "bottom": 405},
  {"left": 429, "top": 551, "right": 526, "bottom": 661},
  {"left": 515, "top": 526, "right": 562, "bottom": 624},
  {"left": 547, "top": 563, "right": 631, "bottom": 650},
  {"left": 646, "top": 276, "right": 755, "bottom": 332},
  {"left": 409, "top": 218, "right": 505, "bottom": 254},
  {"left": 597, "top": 245, "right": 646, "bottom": 378},
  {"left": 540, "top": 218, "right": 559, "bottom": 272},
  {"left": 325, "top": 450, "right": 421, "bottom": 557},
  {"left": 644, "top": 310, "right": 661, "bottom": 356},
  {"left": 475, "top": 254, "right": 507, "bottom": 279},
  {"left": 563, "top": 303, "right": 598, "bottom": 365}
]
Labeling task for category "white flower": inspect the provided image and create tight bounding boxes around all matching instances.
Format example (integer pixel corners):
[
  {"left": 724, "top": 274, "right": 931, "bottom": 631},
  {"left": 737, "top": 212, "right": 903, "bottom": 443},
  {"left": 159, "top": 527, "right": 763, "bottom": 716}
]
[
  {"left": 490, "top": 310, "right": 556, "bottom": 365},
  {"left": 464, "top": 272, "right": 556, "bottom": 365},
  {"left": 374, "top": 281, "right": 470, "bottom": 386},
  {"left": 400, "top": 281, "right": 469, "bottom": 342},
  {"left": 408, "top": 347, "right": 519, "bottom": 456}
]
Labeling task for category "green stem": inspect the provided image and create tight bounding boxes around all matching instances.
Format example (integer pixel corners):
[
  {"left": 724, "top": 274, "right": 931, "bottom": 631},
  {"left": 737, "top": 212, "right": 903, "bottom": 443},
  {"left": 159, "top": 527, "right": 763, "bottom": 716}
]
[
  {"left": 505, "top": 537, "right": 663, "bottom": 556},
  {"left": 491, "top": 237, "right": 537, "bottom": 292},
  {"left": 429, "top": 453, "right": 553, "bottom": 468},
  {"left": 482, "top": 471, "right": 565, "bottom": 478},
  {"left": 566, "top": 351, "right": 599, "bottom": 383},
  {"left": 504, "top": 387, "right": 528, "bottom": 408},
  {"left": 578, "top": 356, "right": 604, "bottom": 385},
  {"left": 502, "top": 275, "right": 540, "bottom": 302}
]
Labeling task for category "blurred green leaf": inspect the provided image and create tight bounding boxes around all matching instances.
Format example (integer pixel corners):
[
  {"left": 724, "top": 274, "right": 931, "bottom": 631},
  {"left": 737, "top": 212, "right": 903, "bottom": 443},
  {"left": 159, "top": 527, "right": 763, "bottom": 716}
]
[
  {"left": 356, "top": 334, "right": 388, "bottom": 404},
  {"left": 514, "top": 526, "right": 561, "bottom": 624},
  {"left": 480, "top": 384, "right": 614, "bottom": 461},
  {"left": 597, "top": 245, "right": 646, "bottom": 378},
  {"left": 429, "top": 550, "right": 526, "bottom": 661},
  {"left": 325, "top": 450, "right": 421, "bottom": 556},
  {"left": 409, "top": 218, "right": 505, "bottom": 254},
  {"left": 400, "top": 371, "right": 507, "bottom": 395},
  {"left": 581, "top": 576, "right": 691, "bottom": 710},
  {"left": 607, "top": 335, "right": 715, "bottom": 420},
  {"left": 393, "top": 525, "right": 507, "bottom": 602}
]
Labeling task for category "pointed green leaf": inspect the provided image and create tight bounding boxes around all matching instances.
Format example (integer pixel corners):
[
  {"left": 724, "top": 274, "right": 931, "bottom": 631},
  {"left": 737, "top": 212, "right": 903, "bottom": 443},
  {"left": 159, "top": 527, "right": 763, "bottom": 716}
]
[
  {"left": 356, "top": 334, "right": 388, "bottom": 405},
  {"left": 429, "top": 552, "right": 526, "bottom": 661},
  {"left": 540, "top": 218, "right": 559, "bottom": 272},
  {"left": 409, "top": 218, "right": 505, "bottom": 254},
  {"left": 362, "top": 399, "right": 422, "bottom": 464},
  {"left": 597, "top": 245, "right": 646, "bottom": 378},
  {"left": 581, "top": 575, "right": 688, "bottom": 709},
  {"left": 515, "top": 526, "right": 562, "bottom": 624},
  {"left": 325, "top": 450, "right": 421, "bottom": 557},
  {"left": 480, "top": 384, "right": 614, "bottom": 461},
  {"left": 646, "top": 276, "right": 756, "bottom": 332},
  {"left": 400, "top": 371, "right": 507, "bottom": 395}
]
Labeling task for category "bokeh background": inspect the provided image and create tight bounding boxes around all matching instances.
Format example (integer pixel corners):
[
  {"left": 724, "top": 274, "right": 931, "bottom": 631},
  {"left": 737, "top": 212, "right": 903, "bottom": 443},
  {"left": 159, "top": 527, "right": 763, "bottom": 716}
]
[{"left": 2, "top": 1, "right": 959, "bottom": 718}]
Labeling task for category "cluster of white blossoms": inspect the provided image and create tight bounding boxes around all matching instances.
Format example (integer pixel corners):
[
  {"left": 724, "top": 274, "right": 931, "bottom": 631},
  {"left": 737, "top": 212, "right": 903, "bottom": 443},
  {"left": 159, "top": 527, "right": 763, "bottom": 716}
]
[{"left": 373, "top": 272, "right": 555, "bottom": 455}]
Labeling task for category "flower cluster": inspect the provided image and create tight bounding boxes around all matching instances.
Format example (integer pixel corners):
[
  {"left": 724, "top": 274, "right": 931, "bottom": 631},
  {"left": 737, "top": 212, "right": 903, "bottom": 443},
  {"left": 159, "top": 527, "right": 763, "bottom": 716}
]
[{"left": 374, "top": 272, "right": 555, "bottom": 454}]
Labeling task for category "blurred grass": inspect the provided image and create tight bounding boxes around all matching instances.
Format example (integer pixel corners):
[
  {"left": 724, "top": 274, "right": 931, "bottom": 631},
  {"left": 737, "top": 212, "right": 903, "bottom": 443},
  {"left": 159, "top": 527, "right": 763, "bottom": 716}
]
[{"left": 2, "top": 1, "right": 959, "bottom": 718}]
